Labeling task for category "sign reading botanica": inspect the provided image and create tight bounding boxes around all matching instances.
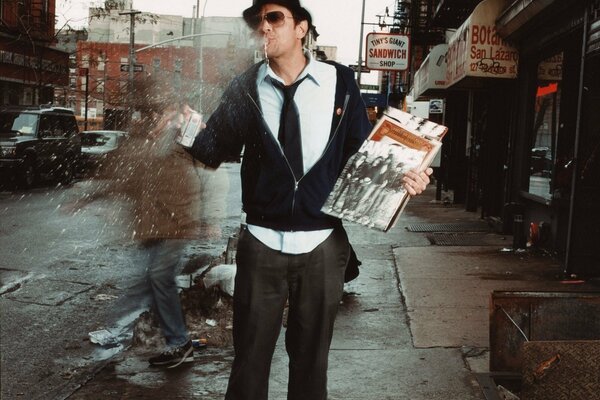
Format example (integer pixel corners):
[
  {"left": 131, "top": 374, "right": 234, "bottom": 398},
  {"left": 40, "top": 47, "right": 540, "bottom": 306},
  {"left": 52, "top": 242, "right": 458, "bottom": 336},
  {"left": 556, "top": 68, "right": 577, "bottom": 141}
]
[{"left": 446, "top": 0, "right": 519, "bottom": 87}]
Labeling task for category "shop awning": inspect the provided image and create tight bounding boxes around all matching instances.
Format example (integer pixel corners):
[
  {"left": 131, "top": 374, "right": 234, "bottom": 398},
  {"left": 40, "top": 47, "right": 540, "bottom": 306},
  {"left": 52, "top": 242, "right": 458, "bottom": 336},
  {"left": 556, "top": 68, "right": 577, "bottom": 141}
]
[
  {"left": 495, "top": 0, "right": 558, "bottom": 40},
  {"left": 446, "top": 0, "right": 519, "bottom": 90},
  {"left": 412, "top": 44, "right": 448, "bottom": 100},
  {"left": 432, "top": 0, "right": 482, "bottom": 29}
]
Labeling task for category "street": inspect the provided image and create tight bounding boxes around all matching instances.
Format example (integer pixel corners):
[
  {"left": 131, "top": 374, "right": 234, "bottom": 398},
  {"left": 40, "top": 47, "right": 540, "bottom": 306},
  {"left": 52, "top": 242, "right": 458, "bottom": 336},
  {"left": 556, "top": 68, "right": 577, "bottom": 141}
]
[
  {"left": 1, "top": 0, "right": 599, "bottom": 397},
  {"left": 2, "top": 163, "right": 584, "bottom": 400},
  {"left": 0, "top": 164, "right": 242, "bottom": 400},
  {"left": 62, "top": 176, "right": 502, "bottom": 400}
]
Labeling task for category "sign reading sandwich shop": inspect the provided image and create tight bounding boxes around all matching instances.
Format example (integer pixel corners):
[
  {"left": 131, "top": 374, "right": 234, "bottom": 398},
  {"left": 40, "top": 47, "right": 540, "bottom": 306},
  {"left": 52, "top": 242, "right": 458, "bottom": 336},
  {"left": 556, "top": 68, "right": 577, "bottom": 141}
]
[{"left": 365, "top": 33, "right": 410, "bottom": 71}]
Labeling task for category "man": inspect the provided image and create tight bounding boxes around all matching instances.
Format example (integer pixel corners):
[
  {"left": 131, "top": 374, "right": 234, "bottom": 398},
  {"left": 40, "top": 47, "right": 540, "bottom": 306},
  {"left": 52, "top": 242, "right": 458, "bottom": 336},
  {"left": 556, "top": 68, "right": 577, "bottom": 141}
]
[
  {"left": 137, "top": 109, "right": 200, "bottom": 369},
  {"left": 71, "top": 108, "right": 200, "bottom": 368},
  {"left": 185, "top": 1, "right": 432, "bottom": 398}
]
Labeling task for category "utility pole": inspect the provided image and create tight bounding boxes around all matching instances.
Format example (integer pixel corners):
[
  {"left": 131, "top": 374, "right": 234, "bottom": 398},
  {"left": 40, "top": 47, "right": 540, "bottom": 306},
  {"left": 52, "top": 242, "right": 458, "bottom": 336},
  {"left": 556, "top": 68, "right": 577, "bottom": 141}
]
[
  {"left": 79, "top": 67, "right": 89, "bottom": 130},
  {"left": 198, "top": 0, "right": 209, "bottom": 114},
  {"left": 119, "top": 9, "right": 141, "bottom": 126},
  {"left": 357, "top": 0, "right": 366, "bottom": 86},
  {"left": 192, "top": 0, "right": 199, "bottom": 34},
  {"left": 189, "top": 1, "right": 206, "bottom": 112},
  {"left": 84, "top": 67, "right": 89, "bottom": 130}
]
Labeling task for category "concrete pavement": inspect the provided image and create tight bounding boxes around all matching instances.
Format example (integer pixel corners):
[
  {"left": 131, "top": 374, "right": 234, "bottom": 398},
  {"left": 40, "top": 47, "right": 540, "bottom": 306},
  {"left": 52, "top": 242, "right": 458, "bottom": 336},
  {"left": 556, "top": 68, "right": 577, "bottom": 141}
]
[{"left": 67, "top": 169, "right": 580, "bottom": 400}]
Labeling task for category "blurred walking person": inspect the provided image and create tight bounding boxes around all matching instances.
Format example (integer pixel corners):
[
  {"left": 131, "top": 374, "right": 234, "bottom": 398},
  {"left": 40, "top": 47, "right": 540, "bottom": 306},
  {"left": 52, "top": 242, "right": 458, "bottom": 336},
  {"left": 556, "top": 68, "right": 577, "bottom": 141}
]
[{"left": 70, "top": 106, "right": 205, "bottom": 368}]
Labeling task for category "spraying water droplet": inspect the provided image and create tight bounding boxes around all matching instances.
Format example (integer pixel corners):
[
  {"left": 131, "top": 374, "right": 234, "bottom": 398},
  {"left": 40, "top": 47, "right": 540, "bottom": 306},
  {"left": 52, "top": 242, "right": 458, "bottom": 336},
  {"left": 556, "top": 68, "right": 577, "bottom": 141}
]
[{"left": 263, "top": 35, "right": 269, "bottom": 65}]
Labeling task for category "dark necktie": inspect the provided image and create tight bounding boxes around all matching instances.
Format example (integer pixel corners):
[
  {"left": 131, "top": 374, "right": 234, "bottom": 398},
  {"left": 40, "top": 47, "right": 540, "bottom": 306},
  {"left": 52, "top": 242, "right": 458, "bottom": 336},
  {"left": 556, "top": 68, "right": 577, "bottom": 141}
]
[{"left": 272, "top": 76, "right": 306, "bottom": 179}]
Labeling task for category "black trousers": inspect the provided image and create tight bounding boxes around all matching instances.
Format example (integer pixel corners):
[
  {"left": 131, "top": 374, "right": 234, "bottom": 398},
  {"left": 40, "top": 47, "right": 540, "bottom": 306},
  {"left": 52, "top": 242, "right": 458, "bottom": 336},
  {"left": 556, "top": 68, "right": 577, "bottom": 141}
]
[{"left": 225, "top": 226, "right": 351, "bottom": 400}]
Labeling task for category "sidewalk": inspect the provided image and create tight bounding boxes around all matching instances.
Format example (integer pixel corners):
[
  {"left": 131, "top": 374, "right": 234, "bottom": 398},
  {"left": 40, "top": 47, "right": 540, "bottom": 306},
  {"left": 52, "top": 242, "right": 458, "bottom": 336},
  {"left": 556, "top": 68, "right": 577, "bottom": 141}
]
[{"left": 68, "top": 181, "right": 577, "bottom": 400}]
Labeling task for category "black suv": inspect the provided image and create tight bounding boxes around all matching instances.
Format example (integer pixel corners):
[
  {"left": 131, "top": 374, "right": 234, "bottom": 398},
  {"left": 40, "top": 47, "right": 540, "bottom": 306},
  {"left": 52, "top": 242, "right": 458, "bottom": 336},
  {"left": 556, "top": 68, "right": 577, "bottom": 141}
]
[{"left": 0, "top": 106, "right": 81, "bottom": 188}]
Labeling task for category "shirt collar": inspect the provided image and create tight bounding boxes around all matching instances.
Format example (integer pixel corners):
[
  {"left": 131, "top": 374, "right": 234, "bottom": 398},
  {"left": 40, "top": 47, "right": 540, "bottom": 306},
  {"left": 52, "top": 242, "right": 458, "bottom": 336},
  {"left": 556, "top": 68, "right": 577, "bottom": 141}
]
[{"left": 258, "top": 49, "right": 321, "bottom": 87}]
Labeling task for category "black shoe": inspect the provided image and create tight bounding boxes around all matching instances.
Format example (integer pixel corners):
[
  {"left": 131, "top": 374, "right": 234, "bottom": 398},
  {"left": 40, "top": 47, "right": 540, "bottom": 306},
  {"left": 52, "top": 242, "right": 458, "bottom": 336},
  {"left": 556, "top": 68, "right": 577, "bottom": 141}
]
[{"left": 149, "top": 340, "right": 194, "bottom": 368}]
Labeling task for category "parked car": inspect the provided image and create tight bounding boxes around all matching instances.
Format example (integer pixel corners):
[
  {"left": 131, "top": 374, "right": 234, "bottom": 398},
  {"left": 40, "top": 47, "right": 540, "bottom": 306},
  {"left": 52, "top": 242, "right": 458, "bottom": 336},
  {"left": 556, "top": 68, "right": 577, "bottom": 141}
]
[
  {"left": 80, "top": 130, "right": 129, "bottom": 170},
  {"left": 0, "top": 106, "right": 81, "bottom": 188}
]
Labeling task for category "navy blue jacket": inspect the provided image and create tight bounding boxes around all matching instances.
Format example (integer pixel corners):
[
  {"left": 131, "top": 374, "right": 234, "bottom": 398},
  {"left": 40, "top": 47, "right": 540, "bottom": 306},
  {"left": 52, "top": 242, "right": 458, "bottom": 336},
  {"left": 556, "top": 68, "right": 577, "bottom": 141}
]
[{"left": 188, "top": 60, "right": 372, "bottom": 231}]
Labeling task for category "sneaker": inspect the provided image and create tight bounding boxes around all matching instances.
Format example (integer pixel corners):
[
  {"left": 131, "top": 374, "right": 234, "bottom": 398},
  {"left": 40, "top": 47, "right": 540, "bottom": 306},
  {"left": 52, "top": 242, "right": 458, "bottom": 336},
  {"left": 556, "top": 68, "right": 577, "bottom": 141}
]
[{"left": 148, "top": 340, "right": 194, "bottom": 368}]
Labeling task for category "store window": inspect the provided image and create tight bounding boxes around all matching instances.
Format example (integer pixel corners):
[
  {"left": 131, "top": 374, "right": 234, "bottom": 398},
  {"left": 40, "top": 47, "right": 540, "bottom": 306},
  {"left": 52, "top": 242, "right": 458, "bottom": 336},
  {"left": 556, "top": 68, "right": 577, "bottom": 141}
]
[
  {"left": 528, "top": 52, "right": 563, "bottom": 200},
  {"left": 97, "top": 53, "right": 106, "bottom": 71}
]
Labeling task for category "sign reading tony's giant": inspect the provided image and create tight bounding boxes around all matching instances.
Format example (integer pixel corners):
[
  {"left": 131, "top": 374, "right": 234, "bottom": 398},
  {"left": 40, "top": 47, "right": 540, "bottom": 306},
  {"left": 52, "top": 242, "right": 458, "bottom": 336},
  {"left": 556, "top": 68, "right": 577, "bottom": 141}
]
[
  {"left": 446, "top": 0, "right": 518, "bottom": 87},
  {"left": 366, "top": 33, "right": 410, "bottom": 71}
]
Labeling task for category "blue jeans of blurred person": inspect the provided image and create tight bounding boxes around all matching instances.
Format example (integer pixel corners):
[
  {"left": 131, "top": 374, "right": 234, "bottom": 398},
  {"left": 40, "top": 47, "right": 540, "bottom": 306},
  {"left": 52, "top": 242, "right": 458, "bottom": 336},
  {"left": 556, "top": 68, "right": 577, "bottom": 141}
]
[{"left": 142, "top": 239, "right": 190, "bottom": 348}]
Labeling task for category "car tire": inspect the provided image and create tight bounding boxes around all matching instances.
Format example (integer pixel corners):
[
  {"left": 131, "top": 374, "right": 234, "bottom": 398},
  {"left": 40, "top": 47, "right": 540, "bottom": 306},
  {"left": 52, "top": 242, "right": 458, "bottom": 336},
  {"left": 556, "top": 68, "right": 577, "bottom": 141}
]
[{"left": 19, "top": 158, "right": 36, "bottom": 189}]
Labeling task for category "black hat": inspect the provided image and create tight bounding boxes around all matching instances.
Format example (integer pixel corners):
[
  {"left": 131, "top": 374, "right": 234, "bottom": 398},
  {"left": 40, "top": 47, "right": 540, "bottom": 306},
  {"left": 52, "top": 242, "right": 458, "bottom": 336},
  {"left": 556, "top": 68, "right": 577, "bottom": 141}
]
[{"left": 243, "top": 0, "right": 313, "bottom": 30}]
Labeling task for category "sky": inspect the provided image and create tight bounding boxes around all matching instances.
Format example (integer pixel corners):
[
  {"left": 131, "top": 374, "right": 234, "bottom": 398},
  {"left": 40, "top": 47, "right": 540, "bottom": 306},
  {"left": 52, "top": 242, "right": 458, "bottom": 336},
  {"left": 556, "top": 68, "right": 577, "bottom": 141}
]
[{"left": 55, "top": 0, "right": 398, "bottom": 67}]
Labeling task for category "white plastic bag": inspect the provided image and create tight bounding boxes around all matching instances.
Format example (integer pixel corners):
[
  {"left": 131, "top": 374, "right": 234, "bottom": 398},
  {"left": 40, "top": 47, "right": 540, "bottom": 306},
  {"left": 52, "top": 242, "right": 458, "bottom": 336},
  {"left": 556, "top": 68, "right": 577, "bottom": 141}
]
[{"left": 203, "top": 263, "right": 236, "bottom": 296}]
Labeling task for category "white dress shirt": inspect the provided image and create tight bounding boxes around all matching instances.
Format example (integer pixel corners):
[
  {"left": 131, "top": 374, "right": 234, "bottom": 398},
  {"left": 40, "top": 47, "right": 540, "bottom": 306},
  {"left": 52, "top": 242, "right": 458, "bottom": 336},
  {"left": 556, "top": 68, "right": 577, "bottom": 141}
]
[{"left": 247, "top": 51, "right": 337, "bottom": 255}]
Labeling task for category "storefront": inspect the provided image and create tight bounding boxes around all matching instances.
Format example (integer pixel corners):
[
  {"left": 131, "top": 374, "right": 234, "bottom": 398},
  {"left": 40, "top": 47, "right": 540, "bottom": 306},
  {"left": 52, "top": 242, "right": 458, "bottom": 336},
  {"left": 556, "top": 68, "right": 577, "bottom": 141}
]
[
  {"left": 0, "top": 36, "right": 69, "bottom": 105},
  {"left": 497, "top": 0, "right": 600, "bottom": 277},
  {"left": 410, "top": 44, "right": 450, "bottom": 200},
  {"left": 440, "top": 0, "right": 519, "bottom": 216},
  {"left": 412, "top": 44, "right": 448, "bottom": 101}
]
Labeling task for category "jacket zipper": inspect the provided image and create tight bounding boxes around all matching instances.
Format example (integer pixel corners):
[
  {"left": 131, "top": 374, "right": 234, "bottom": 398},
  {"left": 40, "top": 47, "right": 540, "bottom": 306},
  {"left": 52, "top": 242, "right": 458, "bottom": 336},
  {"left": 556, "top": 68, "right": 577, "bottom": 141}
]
[
  {"left": 247, "top": 91, "right": 351, "bottom": 224},
  {"left": 247, "top": 92, "right": 298, "bottom": 176}
]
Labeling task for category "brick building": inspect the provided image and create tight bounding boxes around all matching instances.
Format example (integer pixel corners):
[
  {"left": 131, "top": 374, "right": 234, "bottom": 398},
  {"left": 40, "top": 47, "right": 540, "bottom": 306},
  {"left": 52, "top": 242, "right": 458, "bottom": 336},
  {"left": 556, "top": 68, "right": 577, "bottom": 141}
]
[
  {"left": 75, "top": 41, "right": 206, "bottom": 130},
  {"left": 0, "top": 0, "right": 69, "bottom": 105},
  {"left": 72, "top": 5, "right": 257, "bottom": 130}
]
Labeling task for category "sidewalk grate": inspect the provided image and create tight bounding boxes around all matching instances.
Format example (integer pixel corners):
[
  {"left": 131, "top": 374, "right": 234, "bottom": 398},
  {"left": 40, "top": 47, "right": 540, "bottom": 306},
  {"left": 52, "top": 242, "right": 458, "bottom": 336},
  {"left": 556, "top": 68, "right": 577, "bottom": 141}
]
[
  {"left": 405, "top": 222, "right": 490, "bottom": 232},
  {"left": 426, "top": 232, "right": 498, "bottom": 246}
]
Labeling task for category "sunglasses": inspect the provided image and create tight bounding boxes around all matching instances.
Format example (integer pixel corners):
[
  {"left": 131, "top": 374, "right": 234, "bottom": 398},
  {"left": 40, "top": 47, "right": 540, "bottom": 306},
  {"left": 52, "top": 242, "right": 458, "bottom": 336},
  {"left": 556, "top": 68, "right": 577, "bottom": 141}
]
[{"left": 248, "top": 11, "right": 294, "bottom": 30}]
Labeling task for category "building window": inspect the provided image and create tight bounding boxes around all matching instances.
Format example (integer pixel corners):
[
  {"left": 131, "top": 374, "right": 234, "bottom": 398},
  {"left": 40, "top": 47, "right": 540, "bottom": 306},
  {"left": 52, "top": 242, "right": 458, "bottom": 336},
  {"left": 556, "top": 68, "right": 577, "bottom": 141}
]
[
  {"left": 69, "top": 54, "right": 77, "bottom": 69},
  {"left": 527, "top": 51, "right": 563, "bottom": 200},
  {"left": 23, "top": 88, "right": 33, "bottom": 105},
  {"left": 174, "top": 58, "right": 183, "bottom": 73},
  {"left": 97, "top": 54, "right": 106, "bottom": 71}
]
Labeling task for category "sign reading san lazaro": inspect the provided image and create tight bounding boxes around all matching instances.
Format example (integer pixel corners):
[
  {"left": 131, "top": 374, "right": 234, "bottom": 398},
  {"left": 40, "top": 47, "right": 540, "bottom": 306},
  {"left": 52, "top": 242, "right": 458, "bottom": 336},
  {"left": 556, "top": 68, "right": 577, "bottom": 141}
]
[
  {"left": 366, "top": 33, "right": 410, "bottom": 71},
  {"left": 446, "top": 0, "right": 518, "bottom": 87}
]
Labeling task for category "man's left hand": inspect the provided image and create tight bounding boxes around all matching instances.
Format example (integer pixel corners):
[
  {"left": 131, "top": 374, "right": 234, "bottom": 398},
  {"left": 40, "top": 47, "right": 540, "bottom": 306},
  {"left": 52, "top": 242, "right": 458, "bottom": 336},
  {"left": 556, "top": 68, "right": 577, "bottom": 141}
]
[{"left": 403, "top": 167, "right": 433, "bottom": 196}]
